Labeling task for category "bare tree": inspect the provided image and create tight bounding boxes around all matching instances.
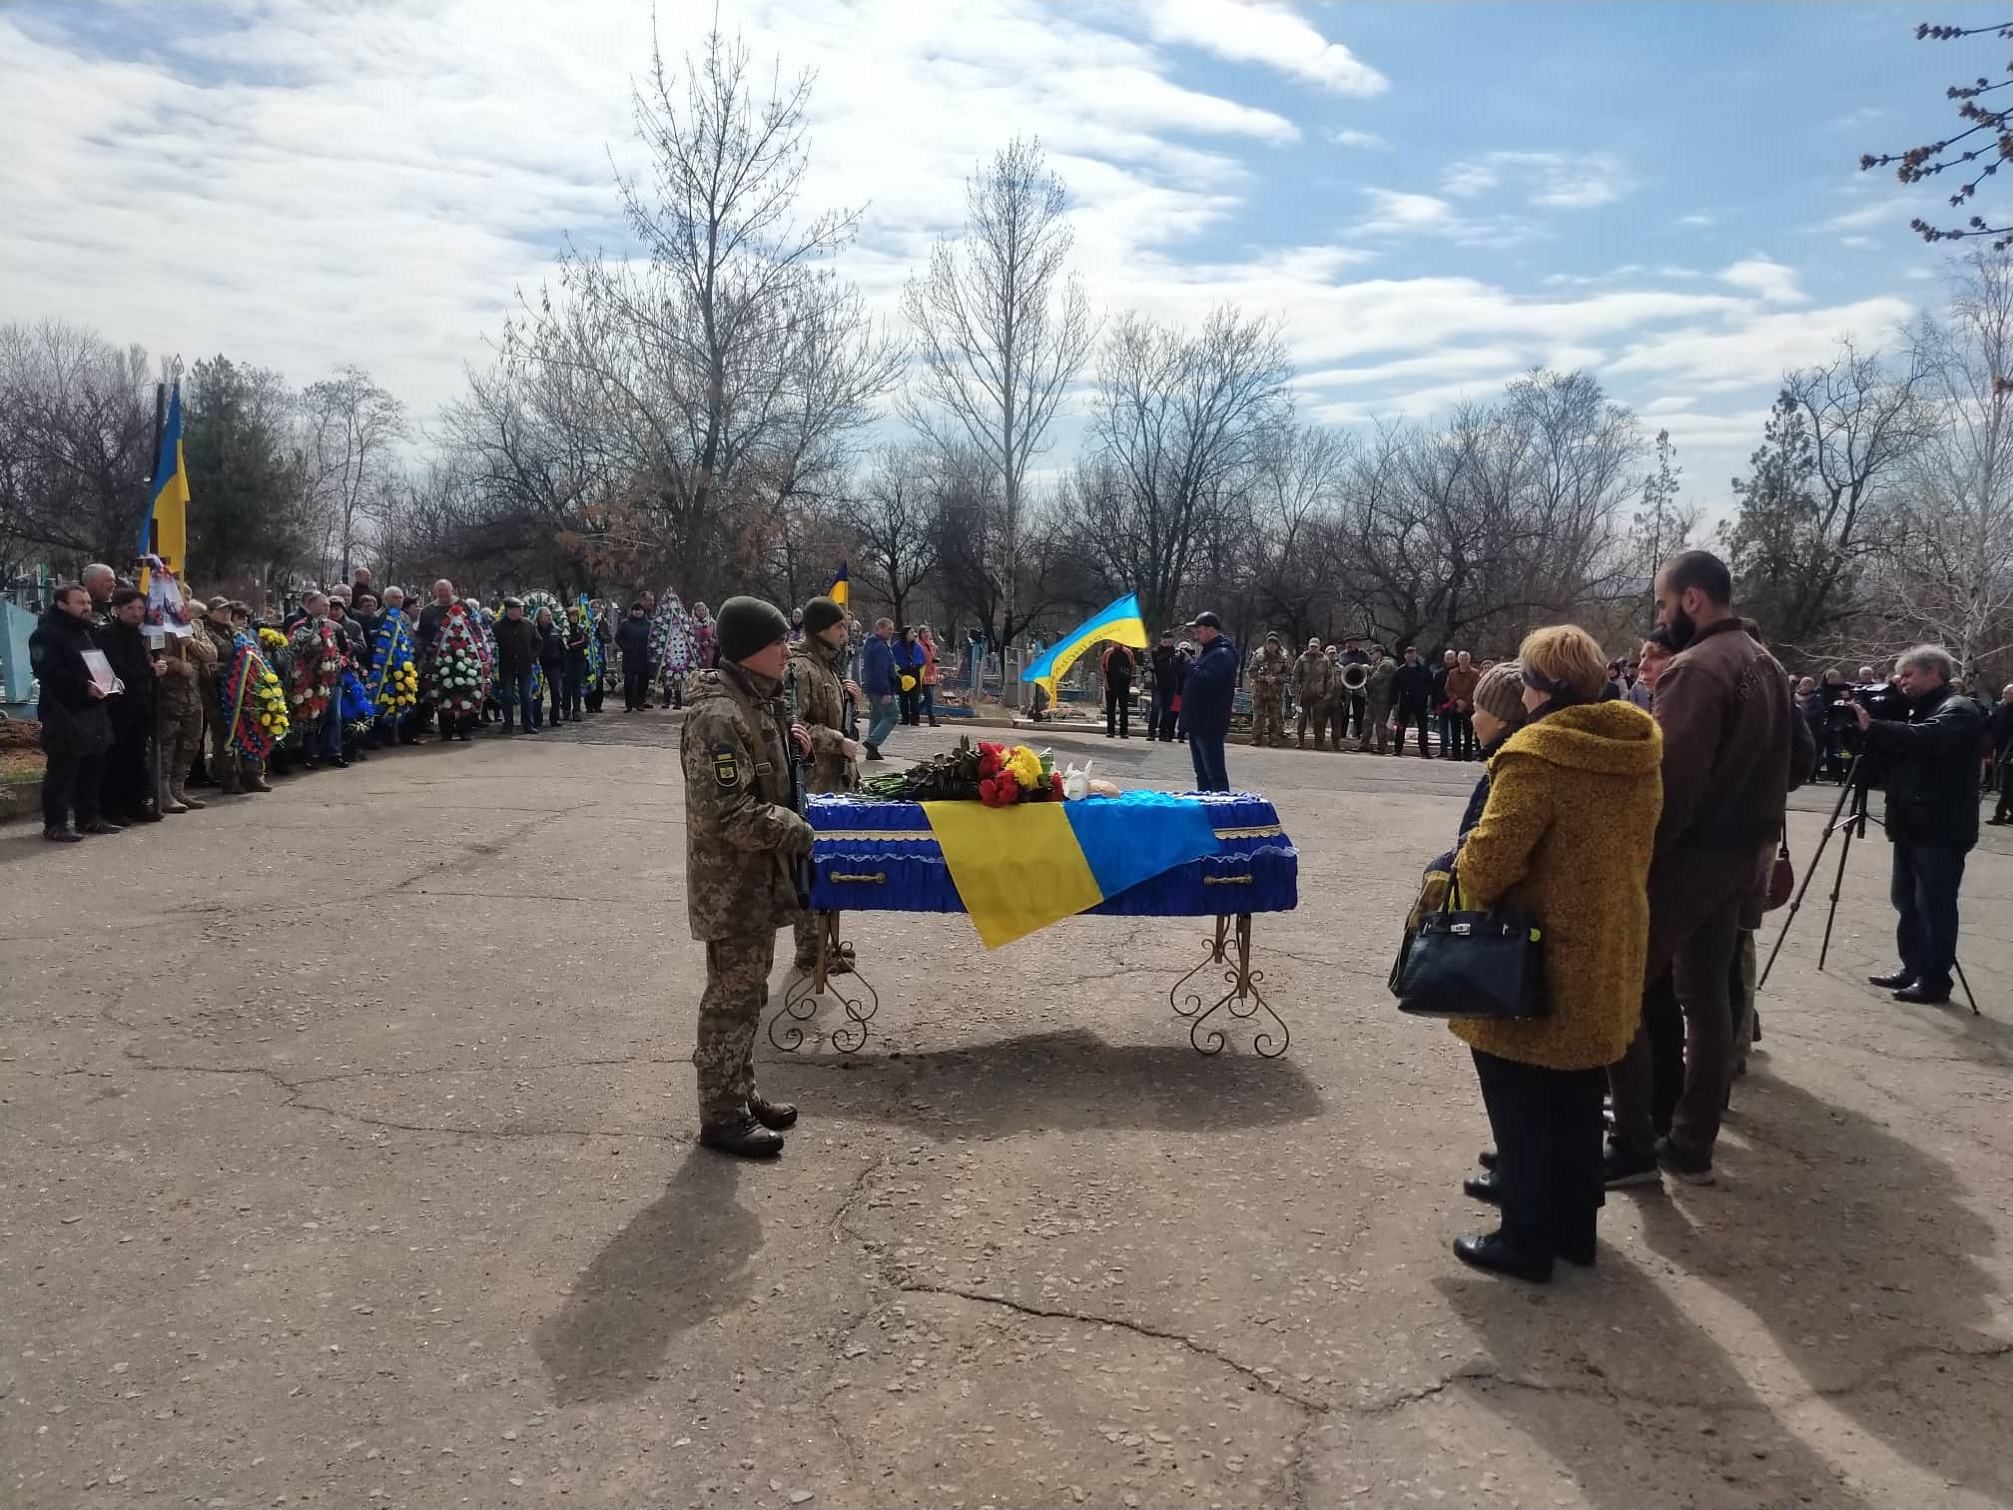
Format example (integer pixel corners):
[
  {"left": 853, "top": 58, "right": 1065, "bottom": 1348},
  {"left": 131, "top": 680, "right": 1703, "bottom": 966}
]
[
  {"left": 1078, "top": 306, "right": 1292, "bottom": 634},
  {"left": 1880, "top": 251, "right": 2013, "bottom": 672},
  {"left": 300, "top": 364, "right": 407, "bottom": 580},
  {"left": 1726, "top": 340, "right": 1933, "bottom": 655},
  {"left": 0, "top": 320, "right": 154, "bottom": 566},
  {"left": 1860, "top": 19, "right": 2013, "bottom": 249},
  {"left": 1246, "top": 423, "right": 1353, "bottom": 644},
  {"left": 845, "top": 443, "right": 942, "bottom": 627},
  {"left": 505, "top": 23, "right": 900, "bottom": 602},
  {"left": 903, "top": 136, "right": 1095, "bottom": 691}
]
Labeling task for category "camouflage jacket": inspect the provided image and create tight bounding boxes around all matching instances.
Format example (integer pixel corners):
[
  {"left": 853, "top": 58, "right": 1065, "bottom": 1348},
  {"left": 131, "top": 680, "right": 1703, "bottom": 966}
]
[
  {"left": 787, "top": 634, "right": 855, "bottom": 795},
  {"left": 680, "top": 664, "right": 815, "bottom": 942},
  {"left": 1291, "top": 650, "right": 1333, "bottom": 705},
  {"left": 1365, "top": 655, "right": 1398, "bottom": 703},
  {"left": 1249, "top": 645, "right": 1290, "bottom": 694},
  {"left": 159, "top": 625, "right": 217, "bottom": 715}
]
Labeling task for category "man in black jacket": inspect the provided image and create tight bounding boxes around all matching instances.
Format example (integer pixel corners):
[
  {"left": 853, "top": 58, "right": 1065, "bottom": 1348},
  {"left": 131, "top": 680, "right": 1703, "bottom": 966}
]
[
  {"left": 1987, "top": 682, "right": 2013, "bottom": 825},
  {"left": 1147, "top": 631, "right": 1183, "bottom": 742},
  {"left": 616, "top": 602, "right": 653, "bottom": 711},
  {"left": 1856, "top": 645, "right": 1989, "bottom": 1005},
  {"left": 492, "top": 598, "right": 539, "bottom": 733},
  {"left": 1391, "top": 646, "right": 1435, "bottom": 757},
  {"left": 1100, "top": 639, "right": 1137, "bottom": 739},
  {"left": 29, "top": 585, "right": 117, "bottom": 841},
  {"left": 94, "top": 588, "right": 160, "bottom": 825}
]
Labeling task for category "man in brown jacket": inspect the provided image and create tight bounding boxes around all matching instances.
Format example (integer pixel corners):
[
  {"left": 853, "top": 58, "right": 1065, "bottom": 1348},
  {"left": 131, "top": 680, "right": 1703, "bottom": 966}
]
[
  {"left": 1607, "top": 550, "right": 1814, "bottom": 1188},
  {"left": 1443, "top": 650, "right": 1481, "bottom": 760}
]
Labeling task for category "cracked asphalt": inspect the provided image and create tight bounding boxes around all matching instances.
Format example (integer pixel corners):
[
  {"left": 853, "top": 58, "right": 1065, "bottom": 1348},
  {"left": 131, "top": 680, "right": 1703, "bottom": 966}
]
[{"left": 3, "top": 714, "right": 2011, "bottom": 1508}]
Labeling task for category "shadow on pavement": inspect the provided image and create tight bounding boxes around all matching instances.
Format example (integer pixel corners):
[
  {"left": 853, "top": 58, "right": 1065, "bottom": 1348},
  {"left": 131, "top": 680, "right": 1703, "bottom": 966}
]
[
  {"left": 777, "top": 1028, "right": 1324, "bottom": 1136},
  {"left": 535, "top": 1147, "right": 761, "bottom": 1405},
  {"left": 1637, "top": 1074, "right": 2013, "bottom": 1501},
  {"left": 1438, "top": 1263, "right": 1878, "bottom": 1510}
]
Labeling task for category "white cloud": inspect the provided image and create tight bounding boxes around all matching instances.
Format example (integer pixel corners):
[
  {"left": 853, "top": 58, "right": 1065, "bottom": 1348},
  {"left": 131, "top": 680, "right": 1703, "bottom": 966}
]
[
  {"left": 1331, "top": 128, "right": 1387, "bottom": 149},
  {"left": 1678, "top": 211, "right": 1717, "bottom": 228},
  {"left": 1442, "top": 150, "right": 1631, "bottom": 209},
  {"left": 1606, "top": 296, "right": 1914, "bottom": 392},
  {"left": 1718, "top": 257, "right": 1805, "bottom": 304},
  {"left": 1350, "top": 188, "right": 1533, "bottom": 247},
  {"left": 1139, "top": 0, "right": 1388, "bottom": 96},
  {"left": 1822, "top": 198, "right": 1906, "bottom": 232}
]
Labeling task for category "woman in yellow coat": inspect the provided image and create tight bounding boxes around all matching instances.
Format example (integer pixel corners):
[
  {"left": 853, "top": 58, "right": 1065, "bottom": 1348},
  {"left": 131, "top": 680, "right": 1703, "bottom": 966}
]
[{"left": 1447, "top": 625, "right": 1662, "bottom": 1282}]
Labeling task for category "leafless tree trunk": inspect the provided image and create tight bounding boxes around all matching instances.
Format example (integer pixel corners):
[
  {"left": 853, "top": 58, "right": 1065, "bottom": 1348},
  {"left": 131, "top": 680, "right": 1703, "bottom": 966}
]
[
  {"left": 1079, "top": 306, "right": 1292, "bottom": 634},
  {"left": 845, "top": 443, "right": 944, "bottom": 627},
  {"left": 300, "top": 364, "right": 407, "bottom": 581},
  {"left": 903, "top": 136, "right": 1094, "bottom": 694}
]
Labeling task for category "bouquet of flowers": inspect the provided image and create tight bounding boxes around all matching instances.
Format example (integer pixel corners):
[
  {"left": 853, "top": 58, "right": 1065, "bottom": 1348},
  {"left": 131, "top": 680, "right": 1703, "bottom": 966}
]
[
  {"left": 861, "top": 737, "right": 1063, "bottom": 805},
  {"left": 340, "top": 668, "right": 377, "bottom": 739},
  {"left": 287, "top": 619, "right": 341, "bottom": 722},
  {"left": 429, "top": 603, "right": 489, "bottom": 717},
  {"left": 369, "top": 610, "right": 420, "bottom": 715},
  {"left": 221, "top": 634, "right": 289, "bottom": 758}
]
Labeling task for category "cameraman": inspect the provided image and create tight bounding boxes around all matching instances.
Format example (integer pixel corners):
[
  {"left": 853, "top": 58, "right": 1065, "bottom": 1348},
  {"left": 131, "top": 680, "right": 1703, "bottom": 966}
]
[{"left": 1855, "top": 645, "right": 1988, "bottom": 1005}]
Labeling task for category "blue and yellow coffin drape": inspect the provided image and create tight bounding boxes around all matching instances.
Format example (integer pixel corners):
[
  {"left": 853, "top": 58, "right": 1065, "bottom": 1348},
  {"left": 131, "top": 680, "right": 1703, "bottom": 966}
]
[{"left": 808, "top": 790, "right": 1298, "bottom": 949}]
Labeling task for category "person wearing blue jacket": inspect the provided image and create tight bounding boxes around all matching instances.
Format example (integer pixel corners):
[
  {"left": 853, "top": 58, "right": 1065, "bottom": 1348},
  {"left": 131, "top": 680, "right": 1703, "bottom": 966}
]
[
  {"left": 1178, "top": 611, "right": 1239, "bottom": 792},
  {"left": 858, "top": 617, "right": 901, "bottom": 760}
]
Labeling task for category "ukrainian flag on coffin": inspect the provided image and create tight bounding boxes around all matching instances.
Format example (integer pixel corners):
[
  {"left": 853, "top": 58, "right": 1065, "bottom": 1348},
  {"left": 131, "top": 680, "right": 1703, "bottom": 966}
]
[
  {"left": 1020, "top": 593, "right": 1148, "bottom": 705},
  {"left": 922, "top": 790, "right": 1219, "bottom": 949}
]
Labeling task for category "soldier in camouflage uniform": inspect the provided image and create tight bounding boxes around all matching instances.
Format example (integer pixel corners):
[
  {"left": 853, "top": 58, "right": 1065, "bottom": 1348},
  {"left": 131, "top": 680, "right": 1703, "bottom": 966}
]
[
  {"left": 1248, "top": 633, "right": 1290, "bottom": 748},
  {"left": 785, "top": 597, "right": 864, "bottom": 980},
  {"left": 680, "top": 597, "right": 816, "bottom": 1158},
  {"left": 1291, "top": 636, "right": 1333, "bottom": 751},
  {"left": 156, "top": 587, "right": 216, "bottom": 813},
  {"left": 1360, "top": 643, "right": 1398, "bottom": 755}
]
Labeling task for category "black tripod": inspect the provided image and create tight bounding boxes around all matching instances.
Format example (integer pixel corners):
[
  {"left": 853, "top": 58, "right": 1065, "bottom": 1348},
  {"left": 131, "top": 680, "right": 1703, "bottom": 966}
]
[{"left": 1760, "top": 751, "right": 1979, "bottom": 1013}]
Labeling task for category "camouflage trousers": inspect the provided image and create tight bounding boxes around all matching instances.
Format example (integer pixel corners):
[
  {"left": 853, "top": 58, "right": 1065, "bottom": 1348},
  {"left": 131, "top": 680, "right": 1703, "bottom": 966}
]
[
  {"left": 696, "top": 932, "right": 776, "bottom": 1124},
  {"left": 158, "top": 700, "right": 205, "bottom": 805},
  {"left": 1297, "top": 700, "right": 1336, "bottom": 750},
  {"left": 1252, "top": 693, "right": 1285, "bottom": 747},
  {"left": 206, "top": 708, "right": 264, "bottom": 789}
]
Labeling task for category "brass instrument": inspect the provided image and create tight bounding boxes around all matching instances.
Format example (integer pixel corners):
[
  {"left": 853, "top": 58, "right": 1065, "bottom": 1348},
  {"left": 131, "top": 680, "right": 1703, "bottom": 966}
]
[{"left": 1339, "top": 661, "right": 1369, "bottom": 693}]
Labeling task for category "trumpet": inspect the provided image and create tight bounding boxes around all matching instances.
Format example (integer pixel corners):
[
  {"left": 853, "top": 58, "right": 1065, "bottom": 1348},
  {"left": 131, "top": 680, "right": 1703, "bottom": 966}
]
[{"left": 1339, "top": 661, "right": 1369, "bottom": 693}]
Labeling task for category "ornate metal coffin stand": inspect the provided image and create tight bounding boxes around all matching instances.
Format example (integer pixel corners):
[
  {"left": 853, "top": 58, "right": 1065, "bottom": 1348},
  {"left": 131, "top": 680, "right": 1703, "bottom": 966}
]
[
  {"left": 1167, "top": 912, "right": 1289, "bottom": 1058},
  {"left": 767, "top": 911, "right": 880, "bottom": 1054}
]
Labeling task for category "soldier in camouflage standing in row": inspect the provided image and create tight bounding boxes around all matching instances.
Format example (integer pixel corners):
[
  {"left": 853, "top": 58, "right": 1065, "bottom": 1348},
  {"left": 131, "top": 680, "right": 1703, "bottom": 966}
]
[
  {"left": 1360, "top": 642, "right": 1399, "bottom": 755},
  {"left": 680, "top": 596, "right": 816, "bottom": 1158},
  {"left": 1248, "top": 632, "right": 1290, "bottom": 748},
  {"left": 784, "top": 596, "right": 864, "bottom": 990},
  {"left": 1291, "top": 636, "right": 1334, "bottom": 751}
]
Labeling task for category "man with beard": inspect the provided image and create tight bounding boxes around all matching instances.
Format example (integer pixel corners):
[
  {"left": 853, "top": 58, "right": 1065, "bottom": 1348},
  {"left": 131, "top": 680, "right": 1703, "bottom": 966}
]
[
  {"left": 1606, "top": 551, "right": 1812, "bottom": 1188},
  {"left": 29, "top": 583, "right": 116, "bottom": 840},
  {"left": 784, "top": 597, "right": 865, "bottom": 990},
  {"left": 94, "top": 588, "right": 161, "bottom": 824}
]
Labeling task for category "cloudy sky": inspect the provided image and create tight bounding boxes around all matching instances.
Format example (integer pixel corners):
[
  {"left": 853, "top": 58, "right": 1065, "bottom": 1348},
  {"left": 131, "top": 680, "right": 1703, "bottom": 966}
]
[{"left": 1, "top": 0, "right": 1989, "bottom": 509}]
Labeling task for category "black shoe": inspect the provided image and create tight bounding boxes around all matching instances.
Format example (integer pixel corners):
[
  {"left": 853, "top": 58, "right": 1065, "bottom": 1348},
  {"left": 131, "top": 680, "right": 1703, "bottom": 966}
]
[
  {"left": 81, "top": 819, "right": 123, "bottom": 835},
  {"left": 43, "top": 825, "right": 83, "bottom": 843},
  {"left": 458, "top": 732, "right": 472, "bottom": 742},
  {"left": 1477, "top": 1147, "right": 1498, "bottom": 1171},
  {"left": 1462, "top": 1172, "right": 1503, "bottom": 1205},
  {"left": 333, "top": 755, "right": 351, "bottom": 769},
  {"left": 1603, "top": 1143, "right": 1662, "bottom": 1189},
  {"left": 1452, "top": 1232, "right": 1551, "bottom": 1283},
  {"left": 699, "top": 1117, "right": 784, "bottom": 1159},
  {"left": 1894, "top": 983, "right": 1953, "bottom": 1006},
  {"left": 1868, "top": 969, "right": 1915, "bottom": 990},
  {"left": 1655, "top": 1135, "right": 1716, "bottom": 1186},
  {"left": 864, "top": 744, "right": 884, "bottom": 761},
  {"left": 748, "top": 1092, "right": 798, "bottom": 1131}
]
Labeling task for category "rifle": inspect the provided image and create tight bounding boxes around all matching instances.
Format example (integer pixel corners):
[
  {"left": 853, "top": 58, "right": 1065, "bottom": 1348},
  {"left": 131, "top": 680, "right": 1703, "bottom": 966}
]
[{"left": 783, "top": 664, "right": 813, "bottom": 909}]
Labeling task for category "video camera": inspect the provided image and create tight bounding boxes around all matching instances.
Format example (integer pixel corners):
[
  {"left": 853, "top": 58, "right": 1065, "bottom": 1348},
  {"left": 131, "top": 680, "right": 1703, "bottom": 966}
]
[{"left": 1823, "top": 678, "right": 1907, "bottom": 730}]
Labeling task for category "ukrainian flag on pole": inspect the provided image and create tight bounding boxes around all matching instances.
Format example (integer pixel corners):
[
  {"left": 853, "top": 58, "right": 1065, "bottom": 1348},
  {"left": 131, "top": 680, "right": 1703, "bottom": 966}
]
[
  {"left": 828, "top": 560, "right": 849, "bottom": 609},
  {"left": 1019, "top": 592, "right": 1148, "bottom": 705},
  {"left": 139, "top": 384, "right": 190, "bottom": 573}
]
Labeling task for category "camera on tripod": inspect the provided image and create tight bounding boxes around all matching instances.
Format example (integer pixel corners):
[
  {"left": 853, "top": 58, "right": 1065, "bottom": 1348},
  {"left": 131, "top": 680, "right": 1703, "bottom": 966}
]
[{"left": 1825, "top": 679, "right": 1906, "bottom": 730}]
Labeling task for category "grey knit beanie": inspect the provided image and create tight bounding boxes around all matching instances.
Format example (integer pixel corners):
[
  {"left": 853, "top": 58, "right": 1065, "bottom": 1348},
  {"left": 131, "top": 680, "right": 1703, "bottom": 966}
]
[{"left": 1473, "top": 660, "right": 1528, "bottom": 728}]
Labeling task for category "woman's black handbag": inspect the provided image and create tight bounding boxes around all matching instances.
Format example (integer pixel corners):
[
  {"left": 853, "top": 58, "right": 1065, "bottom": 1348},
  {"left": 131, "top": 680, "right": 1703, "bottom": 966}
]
[{"left": 1392, "top": 876, "right": 1548, "bottom": 1020}]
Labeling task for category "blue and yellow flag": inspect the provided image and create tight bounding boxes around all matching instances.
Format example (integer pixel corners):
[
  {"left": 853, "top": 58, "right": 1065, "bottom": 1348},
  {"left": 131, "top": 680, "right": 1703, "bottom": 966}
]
[
  {"left": 1020, "top": 593, "right": 1148, "bottom": 704},
  {"left": 923, "top": 790, "right": 1218, "bottom": 949},
  {"left": 828, "top": 561, "right": 849, "bottom": 609},
  {"left": 138, "top": 384, "right": 190, "bottom": 572}
]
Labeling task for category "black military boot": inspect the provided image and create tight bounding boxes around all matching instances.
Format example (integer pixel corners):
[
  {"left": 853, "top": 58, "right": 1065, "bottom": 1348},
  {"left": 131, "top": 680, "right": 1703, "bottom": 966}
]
[
  {"left": 748, "top": 1090, "right": 798, "bottom": 1131},
  {"left": 699, "top": 1116, "right": 784, "bottom": 1158}
]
